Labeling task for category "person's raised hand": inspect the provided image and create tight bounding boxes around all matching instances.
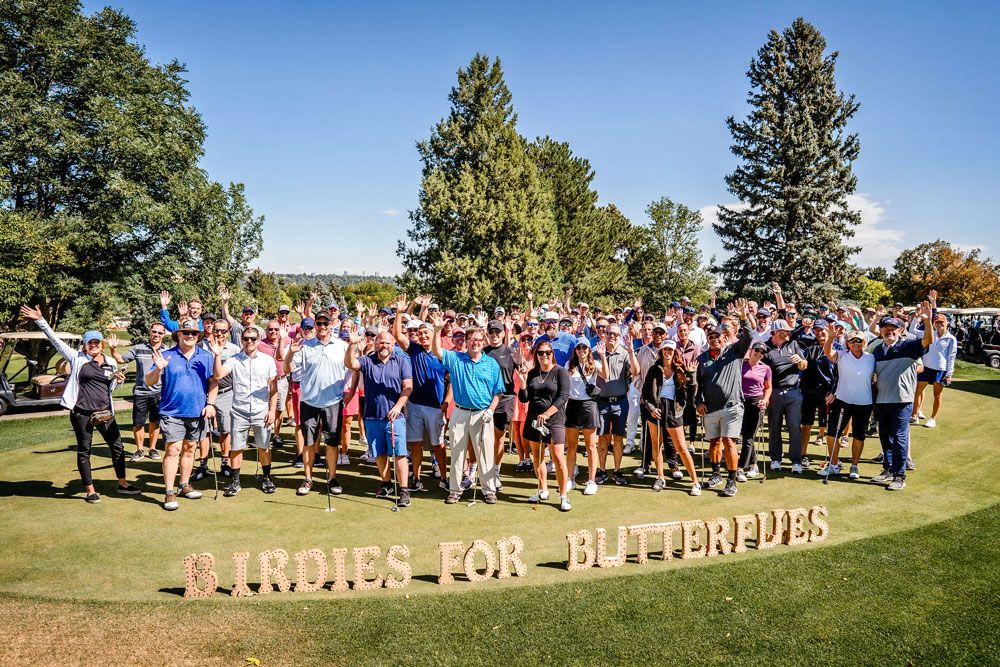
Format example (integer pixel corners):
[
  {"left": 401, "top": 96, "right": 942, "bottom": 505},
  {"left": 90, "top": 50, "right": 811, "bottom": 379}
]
[
  {"left": 355, "top": 299, "right": 364, "bottom": 314},
  {"left": 107, "top": 334, "right": 119, "bottom": 350},
  {"left": 177, "top": 300, "right": 188, "bottom": 318},
  {"left": 526, "top": 290, "right": 534, "bottom": 302},
  {"left": 294, "top": 302, "right": 305, "bottom": 317},
  {"left": 928, "top": 289, "right": 938, "bottom": 307},
  {"left": 428, "top": 311, "right": 444, "bottom": 331},
  {"left": 20, "top": 304, "right": 43, "bottom": 321},
  {"left": 920, "top": 300, "right": 932, "bottom": 319},
  {"left": 394, "top": 293, "right": 408, "bottom": 312},
  {"left": 288, "top": 333, "right": 305, "bottom": 354},
  {"left": 159, "top": 291, "right": 170, "bottom": 309},
  {"left": 771, "top": 282, "right": 781, "bottom": 294},
  {"left": 218, "top": 285, "right": 231, "bottom": 303},
  {"left": 151, "top": 347, "right": 168, "bottom": 370}
]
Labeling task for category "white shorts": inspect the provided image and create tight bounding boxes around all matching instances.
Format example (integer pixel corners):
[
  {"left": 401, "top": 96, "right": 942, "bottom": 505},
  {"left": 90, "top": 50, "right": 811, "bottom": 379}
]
[
  {"left": 230, "top": 411, "right": 272, "bottom": 451},
  {"left": 703, "top": 403, "right": 743, "bottom": 440}
]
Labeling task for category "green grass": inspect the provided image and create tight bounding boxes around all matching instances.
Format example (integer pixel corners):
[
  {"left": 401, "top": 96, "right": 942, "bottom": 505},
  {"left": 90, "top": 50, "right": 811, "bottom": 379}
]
[{"left": 1, "top": 363, "right": 998, "bottom": 665}]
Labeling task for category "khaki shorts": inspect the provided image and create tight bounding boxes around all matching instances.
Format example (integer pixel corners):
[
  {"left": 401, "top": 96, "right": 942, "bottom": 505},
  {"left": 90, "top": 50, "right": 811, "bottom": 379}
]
[
  {"left": 703, "top": 403, "right": 743, "bottom": 440},
  {"left": 230, "top": 410, "right": 272, "bottom": 451}
]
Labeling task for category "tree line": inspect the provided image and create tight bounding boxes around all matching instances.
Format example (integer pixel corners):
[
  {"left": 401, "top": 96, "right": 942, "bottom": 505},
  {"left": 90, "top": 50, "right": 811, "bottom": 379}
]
[{"left": 2, "top": 4, "right": 998, "bottom": 337}]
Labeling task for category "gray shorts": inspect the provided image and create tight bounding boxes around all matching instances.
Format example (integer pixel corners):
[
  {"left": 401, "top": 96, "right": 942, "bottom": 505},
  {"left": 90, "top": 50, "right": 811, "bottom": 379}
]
[
  {"left": 703, "top": 403, "right": 743, "bottom": 440},
  {"left": 212, "top": 391, "right": 233, "bottom": 435},
  {"left": 160, "top": 415, "right": 206, "bottom": 444},
  {"left": 276, "top": 376, "right": 289, "bottom": 408},
  {"left": 230, "top": 411, "right": 272, "bottom": 451},
  {"left": 406, "top": 402, "right": 445, "bottom": 447}
]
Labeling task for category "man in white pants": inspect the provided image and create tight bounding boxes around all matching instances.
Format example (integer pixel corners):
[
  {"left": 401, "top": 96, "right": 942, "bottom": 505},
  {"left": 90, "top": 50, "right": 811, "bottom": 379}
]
[
  {"left": 429, "top": 312, "right": 504, "bottom": 505},
  {"left": 210, "top": 327, "right": 278, "bottom": 496}
]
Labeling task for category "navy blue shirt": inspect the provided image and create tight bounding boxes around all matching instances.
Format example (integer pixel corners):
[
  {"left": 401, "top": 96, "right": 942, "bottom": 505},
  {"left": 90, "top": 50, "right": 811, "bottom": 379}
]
[
  {"left": 159, "top": 346, "right": 214, "bottom": 418},
  {"left": 407, "top": 341, "right": 447, "bottom": 408},
  {"left": 359, "top": 350, "right": 413, "bottom": 420}
]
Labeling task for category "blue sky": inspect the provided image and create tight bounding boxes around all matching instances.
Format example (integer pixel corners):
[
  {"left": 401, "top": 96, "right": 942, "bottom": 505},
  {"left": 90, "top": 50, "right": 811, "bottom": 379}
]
[{"left": 85, "top": 0, "right": 1000, "bottom": 275}]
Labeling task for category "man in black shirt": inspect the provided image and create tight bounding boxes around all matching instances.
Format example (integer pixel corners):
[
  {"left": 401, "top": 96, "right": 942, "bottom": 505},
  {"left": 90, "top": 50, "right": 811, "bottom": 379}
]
[
  {"left": 762, "top": 320, "right": 809, "bottom": 472},
  {"left": 485, "top": 319, "right": 520, "bottom": 489}
]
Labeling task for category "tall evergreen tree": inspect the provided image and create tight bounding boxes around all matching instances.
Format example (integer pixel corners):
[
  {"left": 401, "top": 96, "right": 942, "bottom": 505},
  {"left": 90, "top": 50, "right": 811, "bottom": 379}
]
[
  {"left": 713, "top": 18, "right": 860, "bottom": 302},
  {"left": 397, "top": 54, "right": 559, "bottom": 309},
  {"left": 528, "top": 137, "right": 634, "bottom": 304}
]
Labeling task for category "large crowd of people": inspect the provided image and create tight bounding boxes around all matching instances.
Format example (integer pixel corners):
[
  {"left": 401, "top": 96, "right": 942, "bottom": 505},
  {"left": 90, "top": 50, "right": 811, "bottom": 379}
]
[{"left": 20, "top": 282, "right": 958, "bottom": 511}]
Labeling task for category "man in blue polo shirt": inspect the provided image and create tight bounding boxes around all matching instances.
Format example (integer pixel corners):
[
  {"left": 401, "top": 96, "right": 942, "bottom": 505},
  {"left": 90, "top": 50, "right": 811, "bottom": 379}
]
[
  {"left": 534, "top": 310, "right": 579, "bottom": 366},
  {"left": 429, "top": 311, "right": 504, "bottom": 505},
  {"left": 391, "top": 296, "right": 449, "bottom": 491},
  {"left": 871, "top": 308, "right": 933, "bottom": 491},
  {"left": 347, "top": 330, "right": 414, "bottom": 506},
  {"left": 146, "top": 319, "right": 217, "bottom": 511},
  {"left": 158, "top": 290, "right": 204, "bottom": 333}
]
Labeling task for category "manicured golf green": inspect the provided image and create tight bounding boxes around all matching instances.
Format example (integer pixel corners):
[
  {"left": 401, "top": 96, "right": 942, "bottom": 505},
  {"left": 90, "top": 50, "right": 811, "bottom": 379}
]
[{"left": 1, "top": 361, "right": 998, "bottom": 665}]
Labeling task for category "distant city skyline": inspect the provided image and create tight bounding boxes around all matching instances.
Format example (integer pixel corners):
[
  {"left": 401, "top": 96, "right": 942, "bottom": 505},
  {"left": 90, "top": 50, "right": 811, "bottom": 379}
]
[{"left": 86, "top": 1, "right": 1000, "bottom": 276}]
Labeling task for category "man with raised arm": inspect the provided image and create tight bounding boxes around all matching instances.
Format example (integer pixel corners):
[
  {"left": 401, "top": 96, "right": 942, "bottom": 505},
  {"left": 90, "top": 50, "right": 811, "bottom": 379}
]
[{"left": 428, "top": 311, "right": 504, "bottom": 505}]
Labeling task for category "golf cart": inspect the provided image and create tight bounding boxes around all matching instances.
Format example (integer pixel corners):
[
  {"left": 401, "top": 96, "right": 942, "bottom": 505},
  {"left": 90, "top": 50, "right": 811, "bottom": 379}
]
[
  {"left": 0, "top": 330, "right": 81, "bottom": 416},
  {"left": 938, "top": 308, "right": 1000, "bottom": 369}
]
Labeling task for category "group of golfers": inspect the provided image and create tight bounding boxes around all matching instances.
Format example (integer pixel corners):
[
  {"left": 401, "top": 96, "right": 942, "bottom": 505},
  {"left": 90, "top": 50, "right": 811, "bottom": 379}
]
[{"left": 19, "top": 282, "right": 957, "bottom": 511}]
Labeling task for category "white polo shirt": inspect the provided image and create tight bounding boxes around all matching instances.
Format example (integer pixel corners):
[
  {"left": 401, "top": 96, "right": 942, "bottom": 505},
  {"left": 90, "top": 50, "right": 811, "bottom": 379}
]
[
  {"left": 295, "top": 337, "right": 348, "bottom": 408},
  {"left": 225, "top": 350, "right": 277, "bottom": 416},
  {"left": 834, "top": 350, "right": 875, "bottom": 405}
]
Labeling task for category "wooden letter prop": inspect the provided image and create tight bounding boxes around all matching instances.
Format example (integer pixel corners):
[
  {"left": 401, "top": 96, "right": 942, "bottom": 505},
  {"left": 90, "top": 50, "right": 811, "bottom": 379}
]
[
  {"left": 463, "top": 539, "right": 497, "bottom": 582},
  {"left": 293, "top": 549, "right": 329, "bottom": 593},
  {"left": 329, "top": 548, "right": 350, "bottom": 592},
  {"left": 784, "top": 508, "right": 810, "bottom": 546},
  {"left": 258, "top": 549, "right": 292, "bottom": 594},
  {"left": 566, "top": 530, "right": 595, "bottom": 571},
  {"left": 353, "top": 546, "right": 384, "bottom": 590},
  {"left": 384, "top": 545, "right": 412, "bottom": 589},
  {"left": 595, "top": 526, "right": 628, "bottom": 568},
  {"left": 732, "top": 514, "right": 757, "bottom": 554},
  {"left": 230, "top": 551, "right": 253, "bottom": 597},
  {"left": 496, "top": 536, "right": 527, "bottom": 579},
  {"left": 680, "top": 520, "right": 707, "bottom": 559},
  {"left": 628, "top": 524, "right": 660, "bottom": 565},
  {"left": 659, "top": 522, "right": 680, "bottom": 560},
  {"left": 705, "top": 517, "right": 733, "bottom": 557},
  {"left": 756, "top": 510, "right": 787, "bottom": 550},
  {"left": 808, "top": 505, "right": 830, "bottom": 542},
  {"left": 183, "top": 552, "right": 218, "bottom": 599},
  {"left": 438, "top": 541, "right": 465, "bottom": 585}
]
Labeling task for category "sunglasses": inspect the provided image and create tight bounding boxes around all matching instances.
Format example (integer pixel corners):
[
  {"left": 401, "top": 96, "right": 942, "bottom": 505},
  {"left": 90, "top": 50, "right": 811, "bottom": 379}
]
[
  {"left": 149, "top": 331, "right": 165, "bottom": 335},
  {"left": 365, "top": 332, "right": 376, "bottom": 337},
  {"left": 452, "top": 334, "right": 466, "bottom": 339},
  {"left": 180, "top": 331, "right": 198, "bottom": 337},
  {"left": 242, "top": 337, "right": 258, "bottom": 342},
  {"left": 536, "top": 350, "right": 553, "bottom": 357},
  {"left": 214, "top": 329, "right": 229, "bottom": 334},
  {"left": 266, "top": 327, "right": 280, "bottom": 332},
  {"left": 596, "top": 325, "right": 607, "bottom": 330},
  {"left": 315, "top": 322, "right": 330, "bottom": 327}
]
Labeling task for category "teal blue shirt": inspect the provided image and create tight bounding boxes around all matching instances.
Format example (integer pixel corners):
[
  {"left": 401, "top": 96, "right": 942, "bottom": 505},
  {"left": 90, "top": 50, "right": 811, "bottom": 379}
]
[{"left": 441, "top": 350, "right": 504, "bottom": 410}]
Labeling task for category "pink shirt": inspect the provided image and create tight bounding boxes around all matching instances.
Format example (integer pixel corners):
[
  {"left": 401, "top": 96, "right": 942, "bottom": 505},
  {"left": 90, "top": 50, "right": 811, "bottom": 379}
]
[{"left": 741, "top": 360, "right": 771, "bottom": 398}]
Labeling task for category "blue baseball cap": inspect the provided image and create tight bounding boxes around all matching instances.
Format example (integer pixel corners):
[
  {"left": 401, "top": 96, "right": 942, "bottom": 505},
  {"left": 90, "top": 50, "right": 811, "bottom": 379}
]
[
  {"left": 879, "top": 317, "right": 903, "bottom": 329},
  {"left": 575, "top": 336, "right": 592, "bottom": 348},
  {"left": 82, "top": 330, "right": 103, "bottom": 344},
  {"left": 670, "top": 301, "right": 681, "bottom": 308},
  {"left": 300, "top": 317, "right": 315, "bottom": 328}
]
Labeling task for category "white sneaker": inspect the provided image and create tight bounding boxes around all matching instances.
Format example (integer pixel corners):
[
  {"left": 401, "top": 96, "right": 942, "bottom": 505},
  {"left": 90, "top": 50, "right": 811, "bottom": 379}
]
[
  {"left": 791, "top": 463, "right": 803, "bottom": 474},
  {"left": 338, "top": 453, "right": 350, "bottom": 466},
  {"left": 917, "top": 410, "right": 926, "bottom": 420},
  {"left": 839, "top": 437, "right": 848, "bottom": 448},
  {"left": 559, "top": 495, "right": 572, "bottom": 512},
  {"left": 924, "top": 418, "right": 936, "bottom": 428},
  {"left": 569, "top": 479, "right": 577, "bottom": 491},
  {"left": 770, "top": 460, "right": 782, "bottom": 471},
  {"left": 528, "top": 490, "right": 550, "bottom": 502},
  {"left": 623, "top": 442, "right": 637, "bottom": 454},
  {"left": 818, "top": 463, "right": 841, "bottom": 477},
  {"left": 689, "top": 482, "right": 702, "bottom": 496},
  {"left": 909, "top": 415, "right": 920, "bottom": 424},
  {"left": 582, "top": 481, "right": 598, "bottom": 496},
  {"left": 745, "top": 466, "right": 761, "bottom": 479},
  {"left": 735, "top": 470, "right": 747, "bottom": 483},
  {"left": 849, "top": 465, "right": 860, "bottom": 479}
]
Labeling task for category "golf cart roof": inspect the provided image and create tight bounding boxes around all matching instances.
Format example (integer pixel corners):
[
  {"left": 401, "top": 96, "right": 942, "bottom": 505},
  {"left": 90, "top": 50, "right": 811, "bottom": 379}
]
[{"left": 0, "top": 331, "right": 82, "bottom": 341}]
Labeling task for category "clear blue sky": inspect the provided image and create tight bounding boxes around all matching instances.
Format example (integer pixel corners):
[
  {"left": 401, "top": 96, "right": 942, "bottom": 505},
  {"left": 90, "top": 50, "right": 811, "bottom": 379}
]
[{"left": 85, "top": 0, "right": 1000, "bottom": 275}]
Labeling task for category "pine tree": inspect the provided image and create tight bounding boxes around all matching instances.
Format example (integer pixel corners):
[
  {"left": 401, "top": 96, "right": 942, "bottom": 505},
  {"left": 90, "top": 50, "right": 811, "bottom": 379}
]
[
  {"left": 397, "top": 54, "right": 560, "bottom": 309},
  {"left": 528, "top": 137, "right": 633, "bottom": 304},
  {"left": 714, "top": 18, "right": 860, "bottom": 303}
]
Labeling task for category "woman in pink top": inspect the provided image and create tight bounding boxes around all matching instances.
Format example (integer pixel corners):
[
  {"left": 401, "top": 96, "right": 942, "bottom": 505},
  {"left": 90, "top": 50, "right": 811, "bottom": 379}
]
[{"left": 738, "top": 342, "right": 772, "bottom": 479}]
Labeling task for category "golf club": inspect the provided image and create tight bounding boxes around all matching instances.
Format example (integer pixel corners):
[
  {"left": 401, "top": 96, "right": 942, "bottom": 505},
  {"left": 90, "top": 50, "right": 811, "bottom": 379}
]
[
  {"left": 755, "top": 404, "right": 766, "bottom": 484},
  {"left": 636, "top": 419, "right": 648, "bottom": 480},
  {"left": 390, "top": 420, "right": 400, "bottom": 512},
  {"left": 468, "top": 419, "right": 482, "bottom": 507},
  {"left": 205, "top": 416, "right": 219, "bottom": 501}
]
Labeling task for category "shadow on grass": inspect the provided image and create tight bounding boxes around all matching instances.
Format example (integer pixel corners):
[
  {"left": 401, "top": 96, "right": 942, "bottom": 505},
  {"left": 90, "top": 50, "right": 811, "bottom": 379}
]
[{"left": 948, "top": 378, "right": 1000, "bottom": 400}]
